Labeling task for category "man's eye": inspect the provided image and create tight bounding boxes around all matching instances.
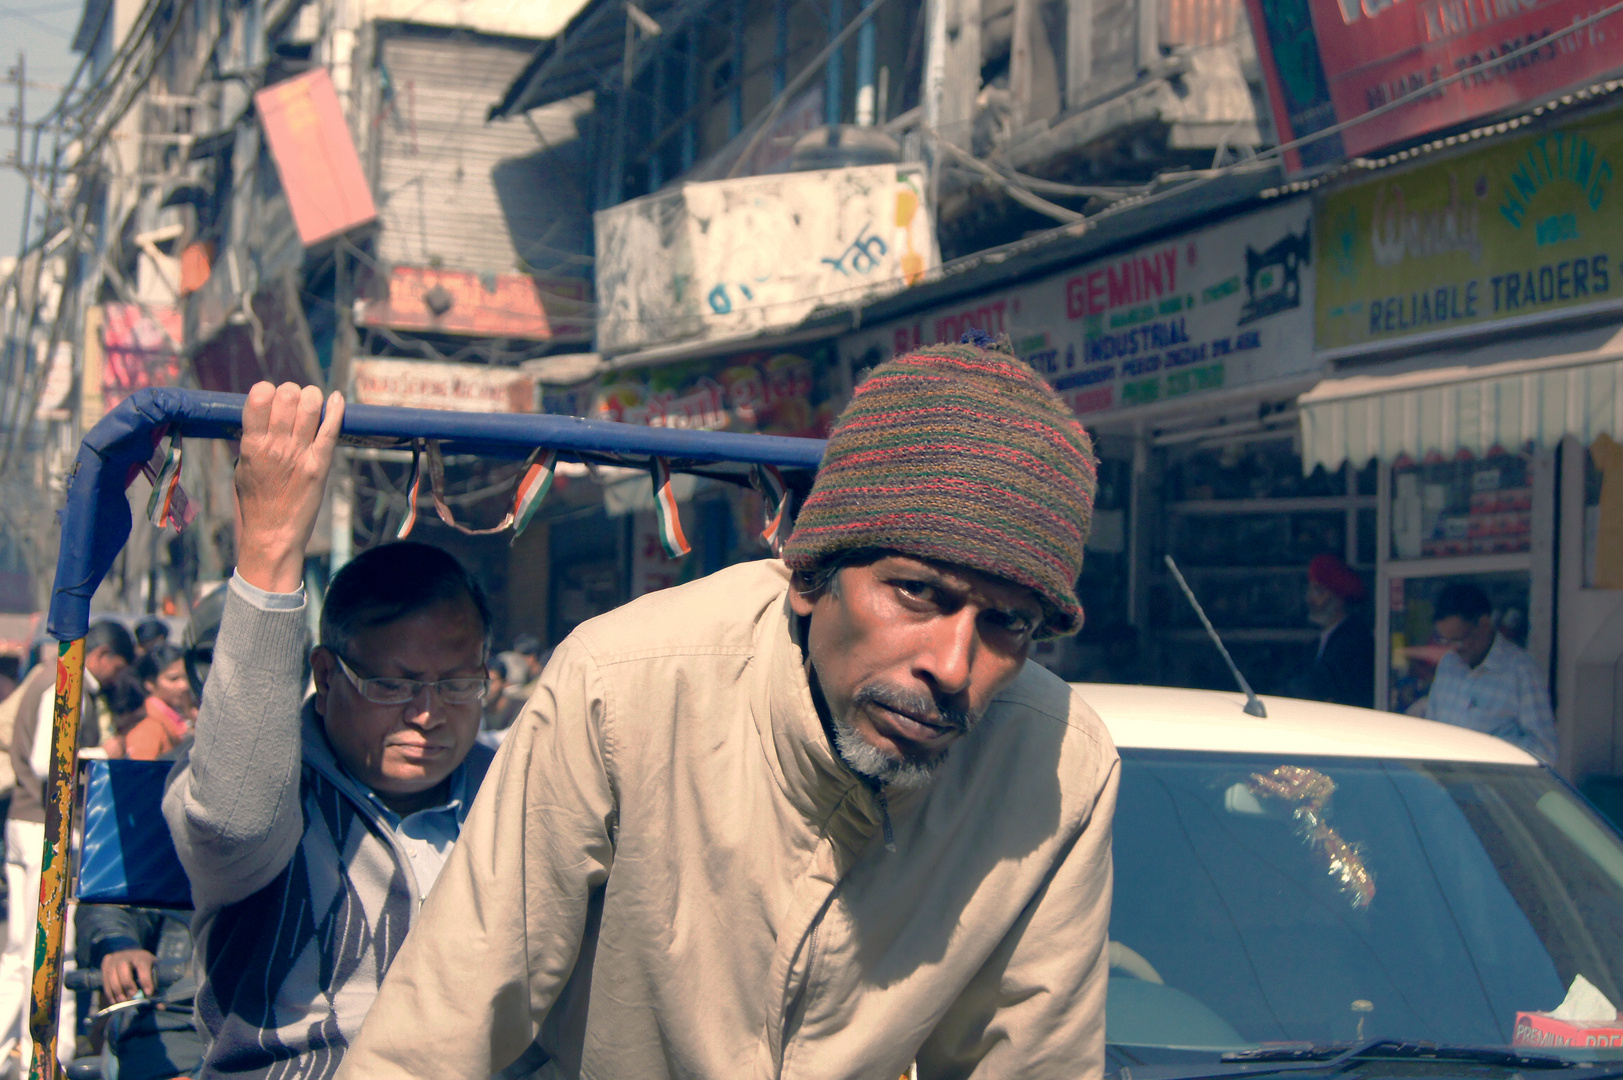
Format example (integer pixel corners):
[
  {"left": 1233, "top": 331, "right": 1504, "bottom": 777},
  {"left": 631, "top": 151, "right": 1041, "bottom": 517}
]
[
  {"left": 985, "top": 610, "right": 1037, "bottom": 636},
  {"left": 894, "top": 580, "right": 936, "bottom": 601}
]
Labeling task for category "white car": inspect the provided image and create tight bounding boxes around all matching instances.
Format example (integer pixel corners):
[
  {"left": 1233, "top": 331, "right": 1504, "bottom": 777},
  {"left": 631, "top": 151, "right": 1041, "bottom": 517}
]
[{"left": 1079, "top": 683, "right": 1623, "bottom": 1074}]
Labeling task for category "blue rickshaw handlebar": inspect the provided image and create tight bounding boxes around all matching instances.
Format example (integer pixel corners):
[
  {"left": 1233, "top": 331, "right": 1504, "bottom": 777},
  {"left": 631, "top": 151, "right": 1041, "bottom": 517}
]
[{"left": 48, "top": 386, "right": 828, "bottom": 641}]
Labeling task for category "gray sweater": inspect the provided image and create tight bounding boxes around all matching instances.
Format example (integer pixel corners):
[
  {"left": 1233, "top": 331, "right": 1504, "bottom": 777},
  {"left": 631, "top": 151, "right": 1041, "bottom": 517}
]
[{"left": 163, "top": 577, "right": 495, "bottom": 1080}]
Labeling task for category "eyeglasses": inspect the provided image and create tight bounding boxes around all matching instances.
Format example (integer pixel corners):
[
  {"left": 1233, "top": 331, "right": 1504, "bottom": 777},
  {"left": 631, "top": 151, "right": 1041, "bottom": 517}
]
[{"left": 332, "top": 653, "right": 489, "bottom": 706}]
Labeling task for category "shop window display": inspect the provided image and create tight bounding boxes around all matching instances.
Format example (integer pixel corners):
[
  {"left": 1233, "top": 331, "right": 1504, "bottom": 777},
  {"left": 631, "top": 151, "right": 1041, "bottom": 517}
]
[
  {"left": 1151, "top": 440, "right": 1376, "bottom": 697},
  {"left": 1390, "top": 449, "right": 1533, "bottom": 561}
]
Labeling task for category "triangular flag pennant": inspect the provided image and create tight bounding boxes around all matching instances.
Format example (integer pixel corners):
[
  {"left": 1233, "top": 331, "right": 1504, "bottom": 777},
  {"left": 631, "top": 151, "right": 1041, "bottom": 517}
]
[
  {"left": 144, "top": 433, "right": 197, "bottom": 531},
  {"left": 749, "top": 464, "right": 789, "bottom": 550},
  {"left": 396, "top": 443, "right": 423, "bottom": 539},
  {"left": 511, "top": 449, "right": 557, "bottom": 544},
  {"left": 649, "top": 458, "right": 690, "bottom": 559}
]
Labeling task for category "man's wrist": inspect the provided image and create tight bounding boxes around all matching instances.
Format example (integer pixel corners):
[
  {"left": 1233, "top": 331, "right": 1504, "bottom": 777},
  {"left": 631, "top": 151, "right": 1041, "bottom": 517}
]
[
  {"left": 232, "top": 570, "right": 306, "bottom": 611},
  {"left": 235, "top": 551, "right": 306, "bottom": 595}
]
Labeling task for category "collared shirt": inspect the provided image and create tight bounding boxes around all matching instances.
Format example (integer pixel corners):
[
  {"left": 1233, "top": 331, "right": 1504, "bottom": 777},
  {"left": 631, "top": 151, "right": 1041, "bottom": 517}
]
[
  {"left": 1426, "top": 633, "right": 1557, "bottom": 762},
  {"left": 354, "top": 764, "right": 472, "bottom": 897}
]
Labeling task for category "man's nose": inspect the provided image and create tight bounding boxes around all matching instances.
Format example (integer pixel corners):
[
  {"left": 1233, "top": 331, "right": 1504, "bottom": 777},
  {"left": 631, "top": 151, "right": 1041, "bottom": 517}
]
[
  {"left": 405, "top": 685, "right": 449, "bottom": 728},
  {"left": 916, "top": 608, "right": 976, "bottom": 697}
]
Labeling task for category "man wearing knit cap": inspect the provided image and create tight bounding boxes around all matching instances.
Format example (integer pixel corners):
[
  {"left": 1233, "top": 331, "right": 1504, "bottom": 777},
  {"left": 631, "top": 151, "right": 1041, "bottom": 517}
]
[
  {"left": 1290, "top": 553, "right": 1374, "bottom": 709},
  {"left": 339, "top": 336, "right": 1120, "bottom": 1080}
]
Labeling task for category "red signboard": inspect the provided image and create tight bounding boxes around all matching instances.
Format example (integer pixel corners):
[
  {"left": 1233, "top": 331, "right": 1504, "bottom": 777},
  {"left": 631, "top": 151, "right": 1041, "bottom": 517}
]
[
  {"left": 1245, "top": 0, "right": 1623, "bottom": 170},
  {"left": 255, "top": 70, "right": 377, "bottom": 246},
  {"left": 102, "top": 303, "right": 182, "bottom": 412},
  {"left": 358, "top": 266, "right": 593, "bottom": 340}
]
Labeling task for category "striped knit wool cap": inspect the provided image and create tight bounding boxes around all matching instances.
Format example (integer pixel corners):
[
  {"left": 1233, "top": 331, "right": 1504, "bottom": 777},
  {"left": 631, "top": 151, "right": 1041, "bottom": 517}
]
[{"left": 783, "top": 336, "right": 1098, "bottom": 638}]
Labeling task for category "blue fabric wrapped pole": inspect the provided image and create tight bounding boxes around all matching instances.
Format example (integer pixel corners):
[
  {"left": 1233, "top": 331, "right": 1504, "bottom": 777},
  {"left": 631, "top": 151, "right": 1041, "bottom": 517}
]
[{"left": 48, "top": 387, "right": 827, "bottom": 642}]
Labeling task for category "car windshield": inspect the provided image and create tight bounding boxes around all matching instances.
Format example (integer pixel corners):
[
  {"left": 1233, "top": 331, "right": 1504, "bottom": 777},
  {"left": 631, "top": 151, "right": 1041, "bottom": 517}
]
[{"left": 1110, "top": 751, "right": 1623, "bottom": 1071}]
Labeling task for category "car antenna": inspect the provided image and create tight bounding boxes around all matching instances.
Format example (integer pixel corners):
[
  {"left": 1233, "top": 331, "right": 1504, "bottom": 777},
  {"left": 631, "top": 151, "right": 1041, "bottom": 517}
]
[{"left": 1164, "top": 554, "right": 1267, "bottom": 718}]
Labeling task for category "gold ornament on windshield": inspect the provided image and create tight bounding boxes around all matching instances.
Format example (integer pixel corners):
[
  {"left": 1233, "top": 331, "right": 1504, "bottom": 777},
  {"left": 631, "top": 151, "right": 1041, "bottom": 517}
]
[{"left": 1247, "top": 765, "right": 1376, "bottom": 910}]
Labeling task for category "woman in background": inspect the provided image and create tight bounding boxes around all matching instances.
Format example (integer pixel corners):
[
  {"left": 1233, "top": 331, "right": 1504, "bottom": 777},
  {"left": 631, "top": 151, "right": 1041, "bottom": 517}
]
[{"left": 123, "top": 644, "right": 195, "bottom": 760}]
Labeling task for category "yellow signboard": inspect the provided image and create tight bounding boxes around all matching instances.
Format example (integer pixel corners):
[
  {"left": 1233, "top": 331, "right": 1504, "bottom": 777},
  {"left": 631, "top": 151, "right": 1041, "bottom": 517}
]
[{"left": 1316, "top": 117, "right": 1623, "bottom": 356}]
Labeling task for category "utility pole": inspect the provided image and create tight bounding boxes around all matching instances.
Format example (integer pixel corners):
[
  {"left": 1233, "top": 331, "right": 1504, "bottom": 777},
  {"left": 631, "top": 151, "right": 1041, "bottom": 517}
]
[
  {"left": 12, "top": 53, "right": 20, "bottom": 172},
  {"left": 6, "top": 52, "right": 22, "bottom": 173}
]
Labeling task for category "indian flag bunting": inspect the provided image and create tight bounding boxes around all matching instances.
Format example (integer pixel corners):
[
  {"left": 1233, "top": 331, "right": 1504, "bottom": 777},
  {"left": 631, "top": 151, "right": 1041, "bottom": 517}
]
[
  {"left": 144, "top": 434, "right": 197, "bottom": 531},
  {"left": 396, "top": 443, "right": 423, "bottom": 539},
  {"left": 510, "top": 448, "right": 557, "bottom": 544},
  {"left": 426, "top": 440, "right": 514, "bottom": 536},
  {"left": 650, "top": 457, "right": 690, "bottom": 559},
  {"left": 749, "top": 464, "right": 789, "bottom": 550}
]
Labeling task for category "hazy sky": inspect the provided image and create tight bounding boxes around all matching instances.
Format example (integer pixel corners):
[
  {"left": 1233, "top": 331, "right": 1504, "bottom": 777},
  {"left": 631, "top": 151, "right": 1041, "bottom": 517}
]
[{"left": 0, "top": 0, "right": 82, "bottom": 255}]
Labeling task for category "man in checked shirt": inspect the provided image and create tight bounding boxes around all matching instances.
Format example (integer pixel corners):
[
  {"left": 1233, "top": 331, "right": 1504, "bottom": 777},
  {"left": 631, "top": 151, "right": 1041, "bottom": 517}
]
[{"left": 1426, "top": 581, "right": 1557, "bottom": 763}]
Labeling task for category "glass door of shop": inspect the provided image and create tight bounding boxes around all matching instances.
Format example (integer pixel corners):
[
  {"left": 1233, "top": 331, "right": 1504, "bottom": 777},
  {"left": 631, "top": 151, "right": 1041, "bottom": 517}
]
[{"left": 1376, "top": 447, "right": 1556, "bottom": 716}]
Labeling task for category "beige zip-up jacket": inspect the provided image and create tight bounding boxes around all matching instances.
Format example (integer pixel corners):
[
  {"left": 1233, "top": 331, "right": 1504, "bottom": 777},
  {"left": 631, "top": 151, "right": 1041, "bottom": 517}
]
[{"left": 339, "top": 560, "right": 1119, "bottom": 1080}]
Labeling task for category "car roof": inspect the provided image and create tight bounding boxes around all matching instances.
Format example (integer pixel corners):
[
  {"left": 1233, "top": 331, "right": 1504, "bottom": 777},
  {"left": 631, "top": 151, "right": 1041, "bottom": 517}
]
[{"left": 1070, "top": 683, "right": 1539, "bottom": 766}]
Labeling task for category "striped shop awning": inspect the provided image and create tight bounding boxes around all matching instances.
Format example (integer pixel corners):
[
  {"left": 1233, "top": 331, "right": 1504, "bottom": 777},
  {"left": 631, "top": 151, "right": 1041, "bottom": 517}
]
[{"left": 1299, "top": 328, "right": 1623, "bottom": 471}]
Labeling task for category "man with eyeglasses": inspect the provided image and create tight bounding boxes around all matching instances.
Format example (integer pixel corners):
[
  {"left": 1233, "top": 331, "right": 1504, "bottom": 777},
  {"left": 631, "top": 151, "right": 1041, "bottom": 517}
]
[{"left": 162, "top": 382, "right": 498, "bottom": 1080}]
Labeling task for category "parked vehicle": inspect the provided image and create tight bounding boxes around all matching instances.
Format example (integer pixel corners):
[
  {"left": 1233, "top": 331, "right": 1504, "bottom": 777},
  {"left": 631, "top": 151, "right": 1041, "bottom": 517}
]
[{"left": 1087, "top": 682, "right": 1623, "bottom": 1075}]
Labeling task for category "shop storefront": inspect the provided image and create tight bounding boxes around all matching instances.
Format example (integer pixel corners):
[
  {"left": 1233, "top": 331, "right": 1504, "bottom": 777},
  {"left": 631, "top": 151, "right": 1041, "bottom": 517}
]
[
  {"left": 537, "top": 341, "right": 849, "bottom": 643},
  {"left": 838, "top": 199, "right": 1341, "bottom": 690},
  {"left": 1300, "top": 106, "right": 1623, "bottom": 783}
]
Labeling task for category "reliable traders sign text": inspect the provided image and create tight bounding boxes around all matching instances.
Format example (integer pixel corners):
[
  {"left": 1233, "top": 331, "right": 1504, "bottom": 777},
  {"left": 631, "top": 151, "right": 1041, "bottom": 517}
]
[{"left": 1316, "top": 118, "right": 1623, "bottom": 356}]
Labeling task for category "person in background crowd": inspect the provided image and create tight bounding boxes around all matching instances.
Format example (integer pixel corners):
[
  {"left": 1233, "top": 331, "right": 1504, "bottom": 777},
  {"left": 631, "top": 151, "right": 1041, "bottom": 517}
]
[
  {"left": 0, "top": 620, "right": 134, "bottom": 1074},
  {"left": 1426, "top": 582, "right": 1557, "bottom": 762},
  {"left": 99, "top": 671, "right": 150, "bottom": 759},
  {"left": 163, "top": 382, "right": 498, "bottom": 1080},
  {"left": 477, "top": 656, "right": 523, "bottom": 748},
  {"left": 133, "top": 618, "right": 169, "bottom": 659},
  {"left": 0, "top": 644, "right": 50, "bottom": 830},
  {"left": 1290, "top": 553, "right": 1375, "bottom": 709},
  {"left": 505, "top": 634, "right": 544, "bottom": 699},
  {"left": 76, "top": 902, "right": 200, "bottom": 1080},
  {"left": 121, "top": 644, "right": 195, "bottom": 760},
  {"left": 339, "top": 335, "right": 1119, "bottom": 1080}
]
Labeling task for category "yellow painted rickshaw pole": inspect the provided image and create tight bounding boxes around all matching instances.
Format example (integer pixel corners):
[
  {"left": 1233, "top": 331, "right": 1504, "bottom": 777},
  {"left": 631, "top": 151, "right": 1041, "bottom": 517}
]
[{"left": 27, "top": 638, "right": 84, "bottom": 1080}]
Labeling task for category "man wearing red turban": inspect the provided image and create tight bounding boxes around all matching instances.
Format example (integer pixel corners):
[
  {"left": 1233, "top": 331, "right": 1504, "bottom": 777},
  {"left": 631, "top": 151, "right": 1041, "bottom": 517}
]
[{"left": 1290, "top": 553, "right": 1375, "bottom": 709}]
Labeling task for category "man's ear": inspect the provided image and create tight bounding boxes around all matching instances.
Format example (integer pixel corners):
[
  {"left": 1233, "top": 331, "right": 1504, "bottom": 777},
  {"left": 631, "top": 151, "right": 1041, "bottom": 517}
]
[
  {"left": 788, "top": 572, "right": 819, "bottom": 618},
  {"left": 310, "top": 646, "right": 335, "bottom": 718}
]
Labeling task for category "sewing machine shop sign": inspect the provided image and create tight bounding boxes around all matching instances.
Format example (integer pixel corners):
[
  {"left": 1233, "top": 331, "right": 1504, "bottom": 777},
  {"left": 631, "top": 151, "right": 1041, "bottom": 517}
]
[{"left": 838, "top": 200, "right": 1318, "bottom": 418}]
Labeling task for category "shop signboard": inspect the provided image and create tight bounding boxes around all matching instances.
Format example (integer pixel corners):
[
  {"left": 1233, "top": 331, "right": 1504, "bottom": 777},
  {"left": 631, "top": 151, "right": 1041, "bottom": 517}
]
[
  {"left": 1246, "top": 0, "right": 1623, "bottom": 172},
  {"left": 358, "top": 266, "right": 593, "bottom": 341},
  {"left": 838, "top": 200, "right": 1318, "bottom": 419},
  {"left": 590, "top": 344, "right": 843, "bottom": 438},
  {"left": 255, "top": 70, "right": 377, "bottom": 247},
  {"left": 1316, "top": 116, "right": 1623, "bottom": 357},
  {"left": 352, "top": 358, "right": 536, "bottom": 413},
  {"left": 595, "top": 165, "right": 935, "bottom": 355}
]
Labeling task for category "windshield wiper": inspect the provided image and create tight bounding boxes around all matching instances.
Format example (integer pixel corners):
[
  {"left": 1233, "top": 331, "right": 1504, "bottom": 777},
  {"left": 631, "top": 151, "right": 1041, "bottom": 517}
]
[
  {"left": 1116, "top": 1037, "right": 1587, "bottom": 1080},
  {"left": 1224, "top": 1039, "right": 1571, "bottom": 1069}
]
